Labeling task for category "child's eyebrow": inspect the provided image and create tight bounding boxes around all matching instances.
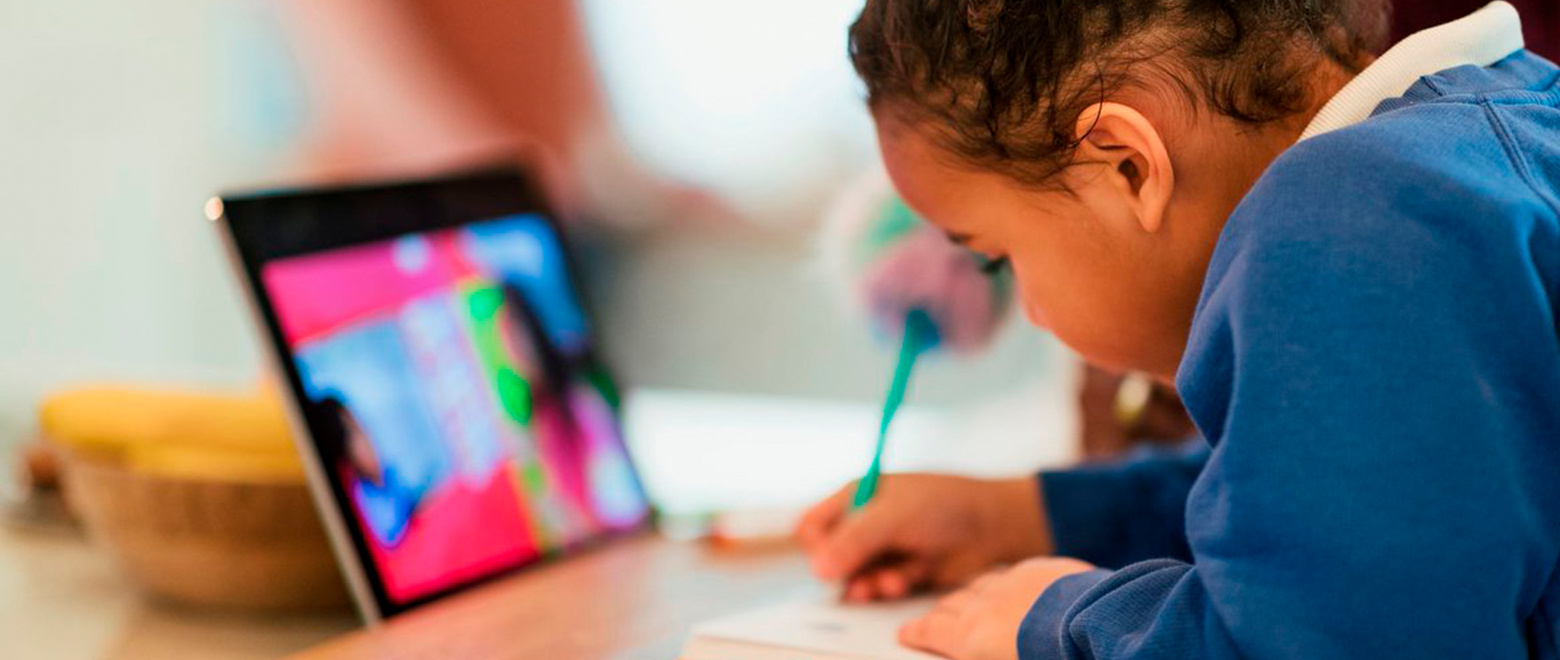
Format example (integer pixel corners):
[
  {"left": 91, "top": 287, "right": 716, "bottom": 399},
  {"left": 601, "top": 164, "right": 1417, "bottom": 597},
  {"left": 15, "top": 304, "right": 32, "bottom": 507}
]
[{"left": 944, "top": 231, "right": 972, "bottom": 246}]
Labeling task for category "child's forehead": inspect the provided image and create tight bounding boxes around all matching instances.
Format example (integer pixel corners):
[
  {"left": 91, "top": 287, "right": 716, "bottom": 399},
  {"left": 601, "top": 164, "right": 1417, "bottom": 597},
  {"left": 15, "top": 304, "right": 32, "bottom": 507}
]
[{"left": 876, "top": 124, "right": 981, "bottom": 203}]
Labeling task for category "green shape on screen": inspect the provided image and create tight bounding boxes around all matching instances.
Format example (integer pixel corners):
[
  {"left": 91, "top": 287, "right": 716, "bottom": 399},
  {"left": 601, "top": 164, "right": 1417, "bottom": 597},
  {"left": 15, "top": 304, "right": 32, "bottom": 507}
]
[
  {"left": 524, "top": 462, "right": 547, "bottom": 492},
  {"left": 496, "top": 367, "right": 533, "bottom": 424},
  {"left": 459, "top": 283, "right": 536, "bottom": 424},
  {"left": 584, "top": 365, "right": 622, "bottom": 410},
  {"left": 466, "top": 286, "right": 503, "bottom": 321}
]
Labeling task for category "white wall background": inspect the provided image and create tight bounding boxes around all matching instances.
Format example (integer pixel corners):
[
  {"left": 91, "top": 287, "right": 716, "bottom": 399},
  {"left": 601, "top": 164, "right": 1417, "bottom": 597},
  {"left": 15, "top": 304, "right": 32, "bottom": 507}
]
[
  {"left": 0, "top": 0, "right": 302, "bottom": 444},
  {"left": 580, "top": 0, "right": 878, "bottom": 225}
]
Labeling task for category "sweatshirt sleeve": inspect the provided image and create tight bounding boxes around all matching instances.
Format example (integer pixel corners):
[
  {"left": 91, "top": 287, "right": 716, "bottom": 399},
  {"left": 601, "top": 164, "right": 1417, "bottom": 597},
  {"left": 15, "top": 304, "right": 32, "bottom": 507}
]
[
  {"left": 1016, "top": 126, "right": 1560, "bottom": 660},
  {"left": 1039, "top": 439, "right": 1206, "bottom": 568}
]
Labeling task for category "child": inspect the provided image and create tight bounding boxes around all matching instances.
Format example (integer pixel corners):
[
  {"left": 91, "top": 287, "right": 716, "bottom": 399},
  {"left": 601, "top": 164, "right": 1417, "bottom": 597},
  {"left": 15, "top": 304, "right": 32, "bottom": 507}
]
[{"left": 796, "top": 1, "right": 1560, "bottom": 659}]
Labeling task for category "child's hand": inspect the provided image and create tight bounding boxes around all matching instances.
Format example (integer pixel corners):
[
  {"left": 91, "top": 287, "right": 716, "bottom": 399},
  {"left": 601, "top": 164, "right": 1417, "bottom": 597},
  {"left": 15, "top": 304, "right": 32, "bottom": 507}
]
[
  {"left": 899, "top": 557, "right": 1096, "bottom": 660},
  {"left": 795, "top": 474, "right": 1051, "bottom": 601}
]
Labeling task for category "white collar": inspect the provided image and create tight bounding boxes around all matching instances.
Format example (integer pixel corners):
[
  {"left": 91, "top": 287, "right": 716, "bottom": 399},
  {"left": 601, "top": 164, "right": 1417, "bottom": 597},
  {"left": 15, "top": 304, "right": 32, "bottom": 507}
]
[{"left": 1299, "top": 1, "right": 1525, "bottom": 140}]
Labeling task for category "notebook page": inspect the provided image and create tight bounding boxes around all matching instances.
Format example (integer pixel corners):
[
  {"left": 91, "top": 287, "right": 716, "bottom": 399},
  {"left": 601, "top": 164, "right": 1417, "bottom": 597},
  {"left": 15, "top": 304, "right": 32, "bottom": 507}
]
[{"left": 690, "top": 594, "right": 940, "bottom": 660}]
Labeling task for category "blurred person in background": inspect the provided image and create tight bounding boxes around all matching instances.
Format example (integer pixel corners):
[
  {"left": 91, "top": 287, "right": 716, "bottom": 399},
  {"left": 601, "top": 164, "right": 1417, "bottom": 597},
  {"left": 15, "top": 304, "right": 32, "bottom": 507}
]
[{"left": 272, "top": 0, "right": 719, "bottom": 223}]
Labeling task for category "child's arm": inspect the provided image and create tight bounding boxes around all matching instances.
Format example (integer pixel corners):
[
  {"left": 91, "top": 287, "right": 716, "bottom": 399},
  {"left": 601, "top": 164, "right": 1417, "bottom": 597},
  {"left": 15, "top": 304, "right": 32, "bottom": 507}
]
[
  {"left": 1016, "top": 132, "right": 1559, "bottom": 660},
  {"left": 1040, "top": 438, "right": 1206, "bottom": 569}
]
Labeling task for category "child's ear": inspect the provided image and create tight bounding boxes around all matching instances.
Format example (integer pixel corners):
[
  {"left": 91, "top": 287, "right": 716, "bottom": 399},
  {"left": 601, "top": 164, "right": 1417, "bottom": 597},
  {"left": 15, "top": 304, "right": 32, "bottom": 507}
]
[{"left": 1073, "top": 103, "right": 1174, "bottom": 233}]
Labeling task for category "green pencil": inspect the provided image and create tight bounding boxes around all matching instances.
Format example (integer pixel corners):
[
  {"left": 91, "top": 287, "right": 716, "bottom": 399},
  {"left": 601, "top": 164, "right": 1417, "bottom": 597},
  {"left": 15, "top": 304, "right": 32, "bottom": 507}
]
[{"left": 852, "top": 309, "right": 936, "bottom": 510}]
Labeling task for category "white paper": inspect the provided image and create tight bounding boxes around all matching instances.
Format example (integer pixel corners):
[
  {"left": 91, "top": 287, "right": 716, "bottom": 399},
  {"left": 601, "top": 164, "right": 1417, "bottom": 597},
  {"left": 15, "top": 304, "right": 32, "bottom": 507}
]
[{"left": 690, "top": 592, "right": 940, "bottom": 660}]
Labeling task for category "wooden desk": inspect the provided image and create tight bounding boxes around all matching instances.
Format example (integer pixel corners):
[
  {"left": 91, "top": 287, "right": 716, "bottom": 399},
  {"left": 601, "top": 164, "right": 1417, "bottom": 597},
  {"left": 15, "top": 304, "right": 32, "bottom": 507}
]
[
  {"left": 0, "top": 518, "right": 355, "bottom": 660},
  {"left": 290, "top": 535, "right": 811, "bottom": 660}
]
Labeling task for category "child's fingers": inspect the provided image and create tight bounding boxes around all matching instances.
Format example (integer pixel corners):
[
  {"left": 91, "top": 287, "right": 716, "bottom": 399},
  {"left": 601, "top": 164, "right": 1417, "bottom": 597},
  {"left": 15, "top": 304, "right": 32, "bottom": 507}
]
[
  {"left": 898, "top": 606, "right": 961, "bottom": 656},
  {"left": 899, "top": 559, "right": 936, "bottom": 591},
  {"left": 875, "top": 568, "right": 909, "bottom": 598},
  {"left": 841, "top": 568, "right": 902, "bottom": 602},
  {"left": 815, "top": 507, "right": 898, "bottom": 581},
  {"left": 795, "top": 483, "right": 854, "bottom": 550},
  {"left": 867, "top": 558, "right": 934, "bottom": 599},
  {"left": 838, "top": 553, "right": 932, "bottom": 602},
  {"left": 844, "top": 577, "right": 876, "bottom": 602}
]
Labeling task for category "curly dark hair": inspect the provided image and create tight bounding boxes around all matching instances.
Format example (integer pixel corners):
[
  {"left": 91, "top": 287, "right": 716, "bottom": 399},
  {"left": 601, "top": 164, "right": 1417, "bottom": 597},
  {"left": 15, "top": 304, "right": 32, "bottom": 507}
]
[{"left": 850, "top": 0, "right": 1392, "bottom": 186}]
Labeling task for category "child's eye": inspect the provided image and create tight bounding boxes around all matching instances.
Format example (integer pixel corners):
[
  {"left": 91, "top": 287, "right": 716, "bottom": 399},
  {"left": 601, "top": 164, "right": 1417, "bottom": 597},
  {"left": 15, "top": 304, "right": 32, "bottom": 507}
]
[{"left": 978, "top": 255, "right": 1010, "bottom": 275}]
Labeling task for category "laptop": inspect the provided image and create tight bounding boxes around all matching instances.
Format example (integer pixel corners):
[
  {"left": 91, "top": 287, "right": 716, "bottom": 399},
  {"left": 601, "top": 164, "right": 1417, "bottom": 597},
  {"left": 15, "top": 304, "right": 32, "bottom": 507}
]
[{"left": 212, "top": 166, "right": 653, "bottom": 623}]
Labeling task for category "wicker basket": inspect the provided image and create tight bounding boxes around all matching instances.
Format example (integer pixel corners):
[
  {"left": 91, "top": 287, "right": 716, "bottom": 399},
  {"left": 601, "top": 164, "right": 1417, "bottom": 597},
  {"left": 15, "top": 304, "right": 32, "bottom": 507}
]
[{"left": 60, "top": 452, "right": 351, "bottom": 612}]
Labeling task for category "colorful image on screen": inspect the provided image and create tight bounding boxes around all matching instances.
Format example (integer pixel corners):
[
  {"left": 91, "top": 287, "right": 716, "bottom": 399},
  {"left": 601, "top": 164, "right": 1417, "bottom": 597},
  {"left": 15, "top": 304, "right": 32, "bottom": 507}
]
[{"left": 261, "top": 214, "right": 650, "bottom": 605}]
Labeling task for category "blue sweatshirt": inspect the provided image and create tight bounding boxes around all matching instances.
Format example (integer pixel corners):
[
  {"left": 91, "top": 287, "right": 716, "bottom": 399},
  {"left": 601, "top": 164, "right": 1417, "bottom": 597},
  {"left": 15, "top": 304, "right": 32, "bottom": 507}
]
[{"left": 1022, "top": 50, "right": 1560, "bottom": 659}]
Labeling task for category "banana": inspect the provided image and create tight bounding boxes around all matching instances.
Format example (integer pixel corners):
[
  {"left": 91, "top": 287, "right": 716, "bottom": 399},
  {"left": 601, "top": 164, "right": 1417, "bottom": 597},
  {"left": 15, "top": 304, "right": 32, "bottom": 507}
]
[{"left": 39, "top": 386, "right": 305, "bottom": 483}]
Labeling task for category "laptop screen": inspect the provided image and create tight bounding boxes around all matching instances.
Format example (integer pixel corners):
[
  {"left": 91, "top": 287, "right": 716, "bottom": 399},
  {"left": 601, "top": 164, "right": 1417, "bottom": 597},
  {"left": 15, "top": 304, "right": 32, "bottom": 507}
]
[{"left": 222, "top": 171, "right": 651, "bottom": 616}]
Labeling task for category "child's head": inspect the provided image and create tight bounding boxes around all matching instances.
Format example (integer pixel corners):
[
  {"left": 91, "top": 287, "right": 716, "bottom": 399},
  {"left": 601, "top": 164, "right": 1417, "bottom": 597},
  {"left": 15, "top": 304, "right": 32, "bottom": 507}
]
[{"left": 852, "top": 0, "right": 1389, "bottom": 376}]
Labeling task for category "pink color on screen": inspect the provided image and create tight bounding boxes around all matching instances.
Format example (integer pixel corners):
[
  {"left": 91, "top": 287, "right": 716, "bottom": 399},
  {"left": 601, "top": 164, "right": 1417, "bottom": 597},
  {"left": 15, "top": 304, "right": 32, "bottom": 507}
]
[
  {"left": 347, "top": 463, "right": 541, "bottom": 604},
  {"left": 262, "top": 232, "right": 484, "bottom": 347}
]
